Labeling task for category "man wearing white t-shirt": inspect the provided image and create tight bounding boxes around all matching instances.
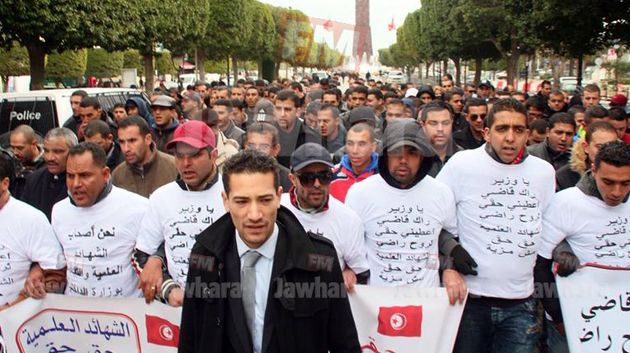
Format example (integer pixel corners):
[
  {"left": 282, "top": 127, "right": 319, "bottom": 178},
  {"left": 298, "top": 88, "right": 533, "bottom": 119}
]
[
  {"left": 346, "top": 119, "right": 471, "bottom": 305},
  {"left": 0, "top": 154, "right": 65, "bottom": 308},
  {"left": 134, "top": 120, "right": 225, "bottom": 306},
  {"left": 52, "top": 142, "right": 148, "bottom": 297},
  {"left": 280, "top": 143, "right": 369, "bottom": 290},
  {"left": 535, "top": 141, "right": 630, "bottom": 353},
  {"left": 437, "top": 98, "right": 556, "bottom": 353}
]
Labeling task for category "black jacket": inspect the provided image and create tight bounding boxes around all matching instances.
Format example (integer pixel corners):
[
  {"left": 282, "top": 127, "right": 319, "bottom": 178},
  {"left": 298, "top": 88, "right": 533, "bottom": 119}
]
[
  {"left": 527, "top": 139, "right": 570, "bottom": 171},
  {"left": 20, "top": 168, "right": 67, "bottom": 221},
  {"left": 555, "top": 163, "right": 581, "bottom": 191},
  {"left": 106, "top": 141, "right": 125, "bottom": 171},
  {"left": 428, "top": 139, "right": 463, "bottom": 177},
  {"left": 453, "top": 126, "right": 484, "bottom": 150},
  {"left": 275, "top": 120, "right": 321, "bottom": 168},
  {"left": 63, "top": 114, "right": 81, "bottom": 135},
  {"left": 10, "top": 154, "right": 46, "bottom": 199},
  {"left": 452, "top": 113, "right": 468, "bottom": 133},
  {"left": 178, "top": 206, "right": 360, "bottom": 353}
]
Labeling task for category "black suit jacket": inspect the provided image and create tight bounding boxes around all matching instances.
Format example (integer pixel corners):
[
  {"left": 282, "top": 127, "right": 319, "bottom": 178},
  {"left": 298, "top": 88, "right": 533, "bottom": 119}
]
[
  {"left": 178, "top": 206, "right": 360, "bottom": 353},
  {"left": 20, "top": 168, "right": 67, "bottom": 221}
]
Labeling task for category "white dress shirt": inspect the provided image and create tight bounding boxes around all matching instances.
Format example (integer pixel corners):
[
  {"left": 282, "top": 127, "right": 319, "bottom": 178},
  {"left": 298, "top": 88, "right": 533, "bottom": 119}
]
[{"left": 236, "top": 224, "right": 278, "bottom": 353}]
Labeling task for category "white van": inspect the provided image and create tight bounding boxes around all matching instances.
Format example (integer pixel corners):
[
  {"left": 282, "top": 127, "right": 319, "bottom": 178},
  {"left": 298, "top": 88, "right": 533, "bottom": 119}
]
[{"left": 0, "top": 88, "right": 148, "bottom": 139}]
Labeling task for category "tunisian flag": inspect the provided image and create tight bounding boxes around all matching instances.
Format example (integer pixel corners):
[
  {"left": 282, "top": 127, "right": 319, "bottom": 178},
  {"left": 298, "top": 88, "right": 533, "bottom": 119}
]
[
  {"left": 377, "top": 305, "right": 423, "bottom": 337},
  {"left": 146, "top": 314, "right": 180, "bottom": 347}
]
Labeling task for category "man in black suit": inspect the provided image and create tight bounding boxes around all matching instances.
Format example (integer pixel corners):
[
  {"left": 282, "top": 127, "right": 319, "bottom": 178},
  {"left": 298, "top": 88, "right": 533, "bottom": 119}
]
[{"left": 179, "top": 150, "right": 360, "bottom": 353}]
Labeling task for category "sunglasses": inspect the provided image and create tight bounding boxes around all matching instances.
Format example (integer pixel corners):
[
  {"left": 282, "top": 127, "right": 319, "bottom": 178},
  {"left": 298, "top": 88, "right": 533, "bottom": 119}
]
[
  {"left": 296, "top": 171, "right": 333, "bottom": 187},
  {"left": 469, "top": 113, "right": 487, "bottom": 121}
]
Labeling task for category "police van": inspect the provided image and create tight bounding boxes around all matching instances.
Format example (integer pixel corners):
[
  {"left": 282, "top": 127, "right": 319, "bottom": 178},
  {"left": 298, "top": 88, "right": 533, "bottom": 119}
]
[{"left": 0, "top": 88, "right": 149, "bottom": 141}]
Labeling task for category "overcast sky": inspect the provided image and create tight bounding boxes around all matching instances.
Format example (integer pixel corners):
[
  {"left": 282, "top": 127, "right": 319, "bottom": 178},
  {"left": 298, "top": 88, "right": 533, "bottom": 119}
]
[{"left": 258, "top": 0, "right": 420, "bottom": 55}]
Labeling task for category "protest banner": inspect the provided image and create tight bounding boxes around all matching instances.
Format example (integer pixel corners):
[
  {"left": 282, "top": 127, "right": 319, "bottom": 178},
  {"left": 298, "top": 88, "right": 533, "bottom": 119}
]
[
  {"left": 555, "top": 264, "right": 630, "bottom": 353},
  {"left": 348, "top": 285, "right": 466, "bottom": 353},
  {"left": 0, "top": 294, "right": 181, "bottom": 353},
  {"left": 1, "top": 285, "right": 466, "bottom": 353}
]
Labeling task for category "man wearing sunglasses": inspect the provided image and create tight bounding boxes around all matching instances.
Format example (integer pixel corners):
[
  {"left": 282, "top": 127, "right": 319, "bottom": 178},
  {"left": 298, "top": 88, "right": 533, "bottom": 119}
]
[
  {"left": 133, "top": 120, "right": 225, "bottom": 307},
  {"left": 464, "top": 83, "right": 477, "bottom": 99},
  {"left": 454, "top": 98, "right": 488, "bottom": 150},
  {"left": 281, "top": 143, "right": 370, "bottom": 291},
  {"left": 346, "top": 120, "right": 474, "bottom": 305}
]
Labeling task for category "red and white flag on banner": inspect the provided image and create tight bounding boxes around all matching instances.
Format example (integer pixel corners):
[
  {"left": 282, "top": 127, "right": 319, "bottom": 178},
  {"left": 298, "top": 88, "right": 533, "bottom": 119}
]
[
  {"left": 349, "top": 285, "right": 465, "bottom": 353},
  {"left": 377, "top": 306, "right": 423, "bottom": 337},
  {"left": 146, "top": 315, "right": 180, "bottom": 347}
]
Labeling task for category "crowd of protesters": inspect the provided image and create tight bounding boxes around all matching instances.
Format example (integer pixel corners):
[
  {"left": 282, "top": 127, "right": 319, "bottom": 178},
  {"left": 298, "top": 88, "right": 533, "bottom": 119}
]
[{"left": 1, "top": 72, "right": 629, "bottom": 353}]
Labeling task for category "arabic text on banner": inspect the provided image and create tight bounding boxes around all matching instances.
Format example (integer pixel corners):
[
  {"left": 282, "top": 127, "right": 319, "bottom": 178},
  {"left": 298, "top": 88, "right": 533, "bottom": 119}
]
[
  {"left": 0, "top": 294, "right": 181, "bottom": 353},
  {"left": 555, "top": 265, "right": 630, "bottom": 353}
]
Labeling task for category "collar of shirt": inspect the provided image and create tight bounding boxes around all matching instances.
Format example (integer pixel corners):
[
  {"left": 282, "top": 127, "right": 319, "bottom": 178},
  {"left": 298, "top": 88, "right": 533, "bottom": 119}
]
[
  {"left": 235, "top": 223, "right": 279, "bottom": 261},
  {"left": 484, "top": 143, "right": 529, "bottom": 165}
]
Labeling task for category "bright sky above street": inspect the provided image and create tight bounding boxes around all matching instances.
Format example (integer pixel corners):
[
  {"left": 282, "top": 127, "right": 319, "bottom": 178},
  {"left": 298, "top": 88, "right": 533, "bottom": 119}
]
[{"left": 258, "top": 0, "right": 420, "bottom": 54}]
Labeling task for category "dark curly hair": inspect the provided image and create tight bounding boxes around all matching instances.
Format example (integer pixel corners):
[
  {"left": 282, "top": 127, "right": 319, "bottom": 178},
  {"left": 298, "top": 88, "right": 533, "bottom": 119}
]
[
  {"left": 595, "top": 141, "right": 630, "bottom": 169},
  {"left": 221, "top": 150, "right": 280, "bottom": 194}
]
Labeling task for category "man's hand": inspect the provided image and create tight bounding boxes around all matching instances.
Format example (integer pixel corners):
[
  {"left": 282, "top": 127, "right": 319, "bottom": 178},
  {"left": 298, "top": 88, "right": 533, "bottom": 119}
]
[
  {"left": 342, "top": 268, "right": 357, "bottom": 293},
  {"left": 555, "top": 251, "right": 580, "bottom": 277},
  {"left": 24, "top": 264, "right": 47, "bottom": 299},
  {"left": 451, "top": 245, "right": 478, "bottom": 275},
  {"left": 168, "top": 287, "right": 184, "bottom": 307},
  {"left": 138, "top": 257, "right": 164, "bottom": 303},
  {"left": 442, "top": 269, "right": 467, "bottom": 305}
]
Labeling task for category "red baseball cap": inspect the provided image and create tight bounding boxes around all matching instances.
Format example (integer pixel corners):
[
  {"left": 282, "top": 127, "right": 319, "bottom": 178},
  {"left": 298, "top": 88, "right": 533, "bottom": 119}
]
[
  {"left": 610, "top": 94, "right": 628, "bottom": 107},
  {"left": 166, "top": 120, "right": 216, "bottom": 150}
]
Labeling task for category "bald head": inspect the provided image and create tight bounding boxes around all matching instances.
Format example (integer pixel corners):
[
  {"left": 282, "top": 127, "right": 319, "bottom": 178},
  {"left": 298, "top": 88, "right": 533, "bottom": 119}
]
[
  {"left": 10, "top": 125, "right": 41, "bottom": 164},
  {"left": 10, "top": 125, "right": 38, "bottom": 143}
]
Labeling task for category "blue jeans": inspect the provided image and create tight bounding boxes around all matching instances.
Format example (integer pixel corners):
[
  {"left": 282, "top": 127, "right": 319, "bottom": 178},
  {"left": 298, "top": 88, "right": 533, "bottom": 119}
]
[
  {"left": 453, "top": 298, "right": 541, "bottom": 353},
  {"left": 545, "top": 318, "right": 569, "bottom": 353}
]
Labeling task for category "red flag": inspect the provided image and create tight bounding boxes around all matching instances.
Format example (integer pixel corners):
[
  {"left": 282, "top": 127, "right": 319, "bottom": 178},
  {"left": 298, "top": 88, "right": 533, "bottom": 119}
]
[
  {"left": 323, "top": 19, "right": 333, "bottom": 31},
  {"left": 146, "top": 315, "right": 180, "bottom": 347},
  {"left": 388, "top": 17, "right": 396, "bottom": 31},
  {"left": 377, "top": 305, "right": 422, "bottom": 337}
]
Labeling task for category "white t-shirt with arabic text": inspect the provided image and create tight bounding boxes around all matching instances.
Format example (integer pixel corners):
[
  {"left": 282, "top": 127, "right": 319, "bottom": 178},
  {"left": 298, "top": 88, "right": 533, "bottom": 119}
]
[
  {"left": 52, "top": 186, "right": 148, "bottom": 297},
  {"left": 0, "top": 197, "right": 65, "bottom": 304}
]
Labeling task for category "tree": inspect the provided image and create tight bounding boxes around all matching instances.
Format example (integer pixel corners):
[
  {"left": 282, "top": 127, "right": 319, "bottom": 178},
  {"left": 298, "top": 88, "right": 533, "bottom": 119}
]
[
  {"left": 0, "top": 0, "right": 141, "bottom": 89},
  {"left": 237, "top": 1, "right": 277, "bottom": 79},
  {"left": 46, "top": 49, "right": 87, "bottom": 85},
  {"left": 602, "top": 59, "right": 630, "bottom": 84},
  {"left": 123, "top": 49, "right": 145, "bottom": 76},
  {"left": 131, "top": 0, "right": 178, "bottom": 92},
  {"left": 532, "top": 0, "right": 616, "bottom": 85},
  {"left": 85, "top": 48, "right": 124, "bottom": 78},
  {"left": 198, "top": 0, "right": 248, "bottom": 85},
  {"left": 0, "top": 43, "right": 29, "bottom": 89},
  {"left": 378, "top": 48, "right": 395, "bottom": 67},
  {"left": 270, "top": 6, "right": 315, "bottom": 77},
  {"left": 161, "top": 0, "right": 209, "bottom": 79},
  {"left": 204, "top": 60, "right": 229, "bottom": 75},
  {"left": 601, "top": 0, "right": 630, "bottom": 47},
  {"left": 155, "top": 51, "right": 177, "bottom": 77},
  {"left": 453, "top": 0, "right": 538, "bottom": 85}
]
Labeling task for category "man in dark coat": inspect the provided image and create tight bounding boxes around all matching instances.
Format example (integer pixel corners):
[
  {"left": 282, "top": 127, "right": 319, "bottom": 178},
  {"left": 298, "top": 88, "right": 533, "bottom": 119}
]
[
  {"left": 178, "top": 150, "right": 360, "bottom": 353},
  {"left": 84, "top": 120, "right": 124, "bottom": 170},
  {"left": 21, "top": 127, "right": 78, "bottom": 220},
  {"left": 527, "top": 112, "right": 576, "bottom": 171}
]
